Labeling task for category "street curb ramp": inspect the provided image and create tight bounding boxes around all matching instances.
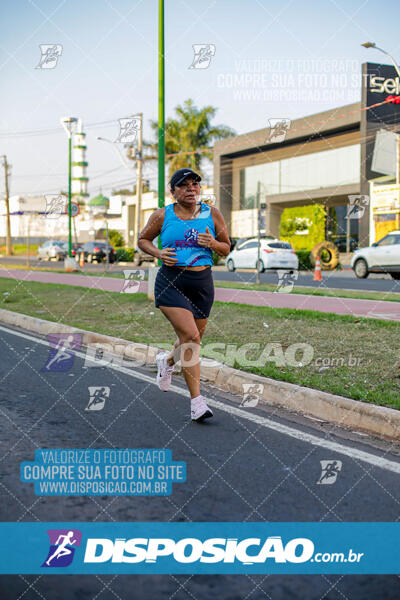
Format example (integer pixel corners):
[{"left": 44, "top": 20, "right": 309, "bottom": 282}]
[{"left": 0, "top": 308, "right": 399, "bottom": 442}]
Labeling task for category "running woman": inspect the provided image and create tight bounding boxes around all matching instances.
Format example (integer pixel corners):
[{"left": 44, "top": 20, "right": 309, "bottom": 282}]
[{"left": 138, "top": 168, "right": 231, "bottom": 422}]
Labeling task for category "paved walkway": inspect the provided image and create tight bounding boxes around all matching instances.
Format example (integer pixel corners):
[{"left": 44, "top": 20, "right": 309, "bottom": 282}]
[{"left": 0, "top": 268, "right": 399, "bottom": 322}]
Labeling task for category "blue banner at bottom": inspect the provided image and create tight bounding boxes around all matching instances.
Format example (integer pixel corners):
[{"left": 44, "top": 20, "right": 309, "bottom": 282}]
[{"left": 0, "top": 522, "right": 398, "bottom": 574}]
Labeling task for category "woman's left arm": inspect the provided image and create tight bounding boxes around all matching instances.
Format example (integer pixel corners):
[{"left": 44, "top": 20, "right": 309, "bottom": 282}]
[{"left": 197, "top": 207, "right": 231, "bottom": 256}]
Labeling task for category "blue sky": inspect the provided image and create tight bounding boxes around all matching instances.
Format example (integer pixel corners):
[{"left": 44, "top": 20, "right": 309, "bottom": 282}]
[{"left": 1, "top": 0, "right": 400, "bottom": 197}]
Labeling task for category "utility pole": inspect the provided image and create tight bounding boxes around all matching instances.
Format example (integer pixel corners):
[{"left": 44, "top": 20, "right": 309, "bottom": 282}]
[
  {"left": 346, "top": 200, "right": 351, "bottom": 254},
  {"left": 256, "top": 180, "right": 261, "bottom": 285},
  {"left": 158, "top": 0, "right": 165, "bottom": 266},
  {"left": 60, "top": 117, "right": 78, "bottom": 259},
  {"left": 2, "top": 155, "right": 12, "bottom": 256},
  {"left": 397, "top": 133, "right": 400, "bottom": 185},
  {"left": 133, "top": 113, "right": 143, "bottom": 249}
]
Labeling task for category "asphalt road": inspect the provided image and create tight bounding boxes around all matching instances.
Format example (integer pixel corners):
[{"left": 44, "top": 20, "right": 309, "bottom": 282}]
[
  {"left": 0, "top": 324, "right": 400, "bottom": 599},
  {"left": 1, "top": 256, "right": 399, "bottom": 294}
]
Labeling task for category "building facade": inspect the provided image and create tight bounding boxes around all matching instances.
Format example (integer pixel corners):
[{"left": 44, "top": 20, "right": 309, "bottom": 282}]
[{"left": 214, "top": 62, "right": 400, "bottom": 247}]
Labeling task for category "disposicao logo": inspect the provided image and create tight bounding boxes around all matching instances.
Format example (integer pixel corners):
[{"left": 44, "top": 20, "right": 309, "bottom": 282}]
[
  {"left": 83, "top": 536, "right": 314, "bottom": 564},
  {"left": 42, "top": 529, "right": 82, "bottom": 567}
]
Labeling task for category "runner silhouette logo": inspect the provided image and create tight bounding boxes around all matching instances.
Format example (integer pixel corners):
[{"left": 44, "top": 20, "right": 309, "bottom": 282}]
[
  {"left": 42, "top": 529, "right": 82, "bottom": 567},
  {"left": 42, "top": 333, "right": 82, "bottom": 372},
  {"left": 185, "top": 229, "right": 198, "bottom": 242}
]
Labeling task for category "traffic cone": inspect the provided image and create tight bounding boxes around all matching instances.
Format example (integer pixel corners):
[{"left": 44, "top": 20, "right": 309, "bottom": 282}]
[
  {"left": 313, "top": 256, "right": 322, "bottom": 281},
  {"left": 79, "top": 252, "right": 85, "bottom": 268}
]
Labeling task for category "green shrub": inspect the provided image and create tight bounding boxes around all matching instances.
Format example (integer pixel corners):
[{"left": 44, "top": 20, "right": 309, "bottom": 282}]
[
  {"left": 296, "top": 249, "right": 312, "bottom": 270},
  {"left": 108, "top": 230, "right": 125, "bottom": 248},
  {"left": 115, "top": 247, "right": 135, "bottom": 262}
]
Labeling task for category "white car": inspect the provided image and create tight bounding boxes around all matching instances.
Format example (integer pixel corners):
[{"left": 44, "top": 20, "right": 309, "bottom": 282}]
[
  {"left": 226, "top": 238, "right": 299, "bottom": 273},
  {"left": 351, "top": 231, "right": 400, "bottom": 279}
]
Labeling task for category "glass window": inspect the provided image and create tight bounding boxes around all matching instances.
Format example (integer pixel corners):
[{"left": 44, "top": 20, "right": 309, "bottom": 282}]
[
  {"left": 237, "top": 241, "right": 257, "bottom": 250},
  {"left": 239, "top": 144, "right": 360, "bottom": 209},
  {"left": 268, "top": 242, "right": 292, "bottom": 249},
  {"left": 376, "top": 235, "right": 395, "bottom": 246}
]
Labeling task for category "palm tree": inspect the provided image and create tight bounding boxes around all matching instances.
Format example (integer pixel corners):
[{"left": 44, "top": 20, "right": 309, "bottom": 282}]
[{"left": 140, "top": 99, "right": 235, "bottom": 178}]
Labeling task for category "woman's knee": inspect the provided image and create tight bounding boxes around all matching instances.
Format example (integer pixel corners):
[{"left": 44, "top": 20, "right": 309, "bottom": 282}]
[{"left": 179, "top": 330, "right": 201, "bottom": 346}]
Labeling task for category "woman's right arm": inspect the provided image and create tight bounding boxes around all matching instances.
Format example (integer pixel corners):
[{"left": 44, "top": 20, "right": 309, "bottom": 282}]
[{"left": 138, "top": 208, "right": 178, "bottom": 266}]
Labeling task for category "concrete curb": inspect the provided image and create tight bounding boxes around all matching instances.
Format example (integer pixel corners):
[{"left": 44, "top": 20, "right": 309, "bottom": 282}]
[{"left": 0, "top": 308, "right": 399, "bottom": 441}]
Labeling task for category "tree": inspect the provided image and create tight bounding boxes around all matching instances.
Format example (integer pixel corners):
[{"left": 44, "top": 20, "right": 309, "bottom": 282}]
[
  {"left": 108, "top": 229, "right": 125, "bottom": 247},
  {"left": 134, "top": 99, "right": 235, "bottom": 177}
]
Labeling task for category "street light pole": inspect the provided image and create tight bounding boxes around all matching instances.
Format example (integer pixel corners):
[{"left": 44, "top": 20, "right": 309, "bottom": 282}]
[
  {"left": 361, "top": 42, "right": 400, "bottom": 79},
  {"left": 361, "top": 43, "right": 400, "bottom": 189},
  {"left": 68, "top": 134, "right": 72, "bottom": 257},
  {"left": 158, "top": 0, "right": 165, "bottom": 266},
  {"left": 159, "top": 0, "right": 165, "bottom": 211},
  {"left": 134, "top": 113, "right": 143, "bottom": 249},
  {"left": 256, "top": 180, "right": 261, "bottom": 285},
  {"left": 61, "top": 117, "right": 78, "bottom": 258},
  {"left": 1, "top": 155, "right": 12, "bottom": 256}
]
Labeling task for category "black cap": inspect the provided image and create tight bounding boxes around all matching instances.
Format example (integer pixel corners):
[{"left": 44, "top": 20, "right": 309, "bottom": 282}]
[{"left": 169, "top": 168, "right": 201, "bottom": 190}]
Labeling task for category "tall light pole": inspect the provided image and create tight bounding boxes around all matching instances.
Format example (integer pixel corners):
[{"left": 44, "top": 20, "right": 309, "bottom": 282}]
[
  {"left": 361, "top": 42, "right": 400, "bottom": 79},
  {"left": 133, "top": 114, "right": 143, "bottom": 248},
  {"left": 256, "top": 181, "right": 261, "bottom": 285},
  {"left": 61, "top": 116, "right": 78, "bottom": 257},
  {"left": 158, "top": 0, "right": 165, "bottom": 264},
  {"left": 1, "top": 155, "right": 12, "bottom": 256},
  {"left": 361, "top": 43, "right": 400, "bottom": 184}
]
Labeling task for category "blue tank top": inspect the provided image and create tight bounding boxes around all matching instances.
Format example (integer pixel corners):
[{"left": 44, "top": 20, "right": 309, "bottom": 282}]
[{"left": 160, "top": 203, "right": 215, "bottom": 267}]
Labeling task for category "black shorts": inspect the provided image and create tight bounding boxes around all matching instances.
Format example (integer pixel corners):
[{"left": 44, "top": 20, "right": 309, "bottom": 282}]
[{"left": 154, "top": 265, "right": 214, "bottom": 319}]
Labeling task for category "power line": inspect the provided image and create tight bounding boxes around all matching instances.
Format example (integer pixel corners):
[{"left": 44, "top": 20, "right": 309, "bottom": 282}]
[{"left": 0, "top": 118, "right": 122, "bottom": 139}]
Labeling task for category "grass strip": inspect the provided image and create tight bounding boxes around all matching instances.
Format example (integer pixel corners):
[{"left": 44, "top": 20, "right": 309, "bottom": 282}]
[{"left": 0, "top": 277, "right": 398, "bottom": 410}]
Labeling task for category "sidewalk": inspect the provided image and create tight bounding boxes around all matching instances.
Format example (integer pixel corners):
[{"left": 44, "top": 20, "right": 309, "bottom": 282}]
[{"left": 0, "top": 268, "right": 399, "bottom": 322}]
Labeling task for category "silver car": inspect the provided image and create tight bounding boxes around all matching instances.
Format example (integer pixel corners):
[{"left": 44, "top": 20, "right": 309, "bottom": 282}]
[
  {"left": 351, "top": 231, "right": 400, "bottom": 279},
  {"left": 226, "top": 238, "right": 299, "bottom": 273},
  {"left": 37, "top": 240, "right": 67, "bottom": 261}
]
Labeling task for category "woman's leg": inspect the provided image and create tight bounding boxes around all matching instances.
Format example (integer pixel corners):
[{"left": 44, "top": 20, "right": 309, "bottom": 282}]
[
  {"left": 160, "top": 306, "right": 201, "bottom": 399},
  {"left": 166, "top": 317, "right": 208, "bottom": 367}
]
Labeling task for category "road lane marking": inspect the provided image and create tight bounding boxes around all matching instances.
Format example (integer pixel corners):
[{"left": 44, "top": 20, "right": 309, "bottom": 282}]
[{"left": 1, "top": 324, "right": 400, "bottom": 475}]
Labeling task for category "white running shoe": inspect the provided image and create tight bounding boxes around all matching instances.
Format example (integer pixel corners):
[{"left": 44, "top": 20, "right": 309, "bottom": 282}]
[
  {"left": 191, "top": 396, "right": 213, "bottom": 422},
  {"left": 156, "top": 352, "right": 175, "bottom": 392},
  {"left": 156, "top": 352, "right": 174, "bottom": 392}
]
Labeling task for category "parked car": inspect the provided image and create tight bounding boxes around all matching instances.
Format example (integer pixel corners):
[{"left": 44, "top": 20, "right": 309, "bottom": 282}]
[
  {"left": 37, "top": 240, "right": 67, "bottom": 261},
  {"left": 133, "top": 247, "right": 157, "bottom": 266},
  {"left": 60, "top": 242, "right": 84, "bottom": 259},
  {"left": 332, "top": 235, "right": 358, "bottom": 253},
  {"left": 228, "top": 236, "right": 274, "bottom": 252},
  {"left": 351, "top": 231, "right": 400, "bottom": 279},
  {"left": 226, "top": 238, "right": 299, "bottom": 273},
  {"left": 81, "top": 241, "right": 116, "bottom": 263}
]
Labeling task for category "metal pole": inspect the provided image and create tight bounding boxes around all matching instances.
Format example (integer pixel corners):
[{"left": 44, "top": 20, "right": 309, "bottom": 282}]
[
  {"left": 158, "top": 0, "right": 165, "bottom": 265},
  {"left": 397, "top": 134, "right": 400, "bottom": 185},
  {"left": 2, "top": 155, "right": 12, "bottom": 256},
  {"left": 396, "top": 135, "right": 400, "bottom": 232},
  {"left": 105, "top": 219, "right": 110, "bottom": 270},
  {"left": 256, "top": 181, "right": 261, "bottom": 285},
  {"left": 68, "top": 136, "right": 72, "bottom": 257},
  {"left": 133, "top": 113, "right": 143, "bottom": 249},
  {"left": 373, "top": 46, "right": 400, "bottom": 80},
  {"left": 26, "top": 215, "right": 30, "bottom": 268},
  {"left": 346, "top": 200, "right": 351, "bottom": 253}
]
